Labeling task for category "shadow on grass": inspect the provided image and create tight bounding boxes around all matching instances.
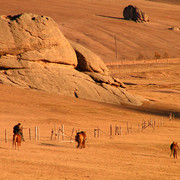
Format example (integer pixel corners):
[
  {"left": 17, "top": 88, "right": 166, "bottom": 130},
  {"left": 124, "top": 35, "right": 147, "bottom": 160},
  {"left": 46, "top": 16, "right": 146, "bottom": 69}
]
[
  {"left": 40, "top": 143, "right": 63, "bottom": 147},
  {"left": 132, "top": 153, "right": 167, "bottom": 159},
  {"left": 113, "top": 101, "right": 180, "bottom": 118},
  {"left": 0, "top": 146, "right": 8, "bottom": 150},
  {"left": 96, "top": 14, "right": 125, "bottom": 21}
]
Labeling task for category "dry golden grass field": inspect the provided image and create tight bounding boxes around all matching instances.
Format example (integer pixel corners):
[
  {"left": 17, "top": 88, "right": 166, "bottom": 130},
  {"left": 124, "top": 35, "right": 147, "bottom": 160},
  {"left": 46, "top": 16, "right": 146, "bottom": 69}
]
[
  {"left": 0, "top": 0, "right": 180, "bottom": 179},
  {"left": 0, "top": 82, "right": 180, "bottom": 180}
]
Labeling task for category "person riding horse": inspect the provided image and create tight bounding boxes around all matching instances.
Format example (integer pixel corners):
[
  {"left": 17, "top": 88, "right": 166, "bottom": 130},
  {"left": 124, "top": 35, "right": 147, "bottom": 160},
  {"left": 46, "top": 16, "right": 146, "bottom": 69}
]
[{"left": 13, "top": 123, "right": 25, "bottom": 141}]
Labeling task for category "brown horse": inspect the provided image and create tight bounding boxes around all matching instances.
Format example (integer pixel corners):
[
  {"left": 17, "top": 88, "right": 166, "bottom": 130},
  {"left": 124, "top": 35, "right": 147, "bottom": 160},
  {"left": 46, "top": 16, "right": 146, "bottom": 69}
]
[
  {"left": 170, "top": 142, "right": 178, "bottom": 158},
  {"left": 13, "top": 134, "right": 21, "bottom": 150},
  {"left": 75, "top": 131, "right": 86, "bottom": 149}
]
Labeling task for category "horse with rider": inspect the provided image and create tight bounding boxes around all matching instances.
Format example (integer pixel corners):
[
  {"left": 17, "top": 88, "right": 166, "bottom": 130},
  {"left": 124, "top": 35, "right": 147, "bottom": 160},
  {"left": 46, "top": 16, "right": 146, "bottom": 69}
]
[{"left": 12, "top": 123, "right": 25, "bottom": 149}]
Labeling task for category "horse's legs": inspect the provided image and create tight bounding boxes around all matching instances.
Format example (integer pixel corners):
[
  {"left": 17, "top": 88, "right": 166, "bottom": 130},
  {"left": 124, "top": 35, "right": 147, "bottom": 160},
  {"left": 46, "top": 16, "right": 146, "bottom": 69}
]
[
  {"left": 15, "top": 141, "right": 17, "bottom": 150},
  {"left": 174, "top": 150, "right": 177, "bottom": 159},
  {"left": 79, "top": 141, "right": 82, "bottom": 149},
  {"left": 12, "top": 140, "right": 14, "bottom": 149},
  {"left": 82, "top": 140, "right": 85, "bottom": 148},
  {"left": 12, "top": 135, "right": 15, "bottom": 149},
  {"left": 170, "top": 149, "right": 173, "bottom": 157},
  {"left": 17, "top": 142, "right": 20, "bottom": 150},
  {"left": 173, "top": 150, "right": 176, "bottom": 158},
  {"left": 17, "top": 143, "right": 19, "bottom": 150},
  {"left": 15, "top": 136, "right": 18, "bottom": 150},
  {"left": 77, "top": 142, "right": 80, "bottom": 148}
]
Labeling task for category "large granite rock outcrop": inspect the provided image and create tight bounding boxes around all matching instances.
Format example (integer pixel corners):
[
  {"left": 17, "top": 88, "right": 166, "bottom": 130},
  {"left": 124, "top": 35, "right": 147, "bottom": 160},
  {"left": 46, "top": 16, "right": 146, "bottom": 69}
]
[
  {"left": 0, "top": 13, "right": 77, "bottom": 66},
  {"left": 0, "top": 13, "right": 146, "bottom": 106}
]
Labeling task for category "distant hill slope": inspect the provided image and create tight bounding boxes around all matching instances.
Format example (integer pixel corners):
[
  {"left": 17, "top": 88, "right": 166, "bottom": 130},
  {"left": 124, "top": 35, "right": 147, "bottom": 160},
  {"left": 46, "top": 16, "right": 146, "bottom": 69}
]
[
  {"left": 0, "top": 0, "right": 179, "bottom": 62},
  {"left": 146, "top": 0, "right": 180, "bottom": 5}
]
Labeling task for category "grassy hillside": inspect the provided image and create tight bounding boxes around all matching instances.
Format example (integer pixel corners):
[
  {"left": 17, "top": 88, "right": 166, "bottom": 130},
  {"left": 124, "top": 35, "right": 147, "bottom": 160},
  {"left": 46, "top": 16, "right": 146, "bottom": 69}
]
[
  {"left": 0, "top": 84, "right": 180, "bottom": 179},
  {"left": 0, "top": 0, "right": 180, "bottom": 62},
  {"left": 147, "top": 0, "right": 180, "bottom": 5}
]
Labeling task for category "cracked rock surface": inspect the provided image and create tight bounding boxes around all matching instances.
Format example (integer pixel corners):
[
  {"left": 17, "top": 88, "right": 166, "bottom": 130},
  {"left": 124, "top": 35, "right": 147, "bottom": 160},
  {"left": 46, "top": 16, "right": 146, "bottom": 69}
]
[
  {"left": 0, "top": 13, "right": 146, "bottom": 106},
  {"left": 0, "top": 13, "right": 77, "bottom": 66}
]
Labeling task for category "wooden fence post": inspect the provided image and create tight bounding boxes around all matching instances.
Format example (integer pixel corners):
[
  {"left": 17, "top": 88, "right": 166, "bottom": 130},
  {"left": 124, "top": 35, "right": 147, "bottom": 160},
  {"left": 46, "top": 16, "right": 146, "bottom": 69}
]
[
  {"left": 5, "top": 129, "right": 7, "bottom": 143},
  {"left": 127, "top": 122, "right": 129, "bottom": 134},
  {"left": 97, "top": 127, "right": 100, "bottom": 138},
  {"left": 115, "top": 125, "right": 117, "bottom": 135},
  {"left": 54, "top": 124, "right": 56, "bottom": 133},
  {"left": 71, "top": 128, "right": 74, "bottom": 137},
  {"left": 58, "top": 127, "right": 61, "bottom": 141},
  {"left": 29, "top": 128, "right": 31, "bottom": 141},
  {"left": 169, "top": 113, "right": 172, "bottom": 121},
  {"left": 161, "top": 117, "right": 163, "bottom": 126},
  {"left": 94, "top": 128, "right": 100, "bottom": 138},
  {"left": 71, "top": 128, "right": 74, "bottom": 141},
  {"left": 115, "top": 126, "right": 121, "bottom": 135},
  {"left": 94, "top": 129, "right": 96, "bottom": 138},
  {"left": 37, "top": 126, "right": 40, "bottom": 140},
  {"left": 35, "top": 126, "right": 37, "bottom": 140},
  {"left": 51, "top": 129, "right": 54, "bottom": 141},
  {"left": 61, "top": 124, "right": 64, "bottom": 141},
  {"left": 110, "top": 125, "right": 112, "bottom": 136},
  {"left": 114, "top": 34, "right": 118, "bottom": 61}
]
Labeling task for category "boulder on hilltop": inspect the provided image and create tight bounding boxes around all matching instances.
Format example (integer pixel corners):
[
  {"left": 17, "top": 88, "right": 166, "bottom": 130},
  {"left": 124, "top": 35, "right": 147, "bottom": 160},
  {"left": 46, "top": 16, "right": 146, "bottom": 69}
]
[
  {"left": 0, "top": 13, "right": 146, "bottom": 106},
  {"left": 123, "top": 5, "right": 149, "bottom": 23}
]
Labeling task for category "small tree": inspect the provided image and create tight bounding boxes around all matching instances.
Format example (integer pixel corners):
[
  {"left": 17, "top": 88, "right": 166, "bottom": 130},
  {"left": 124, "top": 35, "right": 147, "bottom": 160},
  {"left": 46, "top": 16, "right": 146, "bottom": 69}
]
[
  {"left": 154, "top": 52, "right": 161, "bottom": 59},
  {"left": 136, "top": 53, "right": 145, "bottom": 60},
  {"left": 162, "top": 52, "right": 169, "bottom": 59}
]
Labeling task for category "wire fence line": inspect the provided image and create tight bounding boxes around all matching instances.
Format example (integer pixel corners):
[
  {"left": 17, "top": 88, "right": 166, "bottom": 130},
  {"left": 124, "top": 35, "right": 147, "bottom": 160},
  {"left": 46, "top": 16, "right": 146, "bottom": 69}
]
[
  {"left": 105, "top": 58, "right": 180, "bottom": 66},
  {"left": 3, "top": 114, "right": 175, "bottom": 143}
]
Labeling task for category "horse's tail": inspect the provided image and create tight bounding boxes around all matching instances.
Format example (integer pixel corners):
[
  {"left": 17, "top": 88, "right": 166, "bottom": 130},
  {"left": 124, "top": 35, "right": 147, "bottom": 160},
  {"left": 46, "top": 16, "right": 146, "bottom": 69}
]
[{"left": 75, "top": 133, "right": 79, "bottom": 142}]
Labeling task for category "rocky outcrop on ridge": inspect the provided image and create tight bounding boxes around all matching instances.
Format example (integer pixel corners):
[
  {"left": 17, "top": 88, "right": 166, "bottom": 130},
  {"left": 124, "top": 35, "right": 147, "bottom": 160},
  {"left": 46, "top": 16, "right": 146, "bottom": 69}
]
[
  {"left": 123, "top": 5, "right": 149, "bottom": 23},
  {"left": 70, "top": 41, "right": 109, "bottom": 75},
  {"left": 0, "top": 13, "right": 146, "bottom": 106}
]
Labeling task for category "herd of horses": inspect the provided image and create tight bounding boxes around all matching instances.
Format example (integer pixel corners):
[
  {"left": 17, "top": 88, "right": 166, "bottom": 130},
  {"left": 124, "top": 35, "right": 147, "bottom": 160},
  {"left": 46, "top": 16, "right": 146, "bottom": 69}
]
[
  {"left": 12, "top": 130, "right": 87, "bottom": 150},
  {"left": 12, "top": 131, "right": 178, "bottom": 159}
]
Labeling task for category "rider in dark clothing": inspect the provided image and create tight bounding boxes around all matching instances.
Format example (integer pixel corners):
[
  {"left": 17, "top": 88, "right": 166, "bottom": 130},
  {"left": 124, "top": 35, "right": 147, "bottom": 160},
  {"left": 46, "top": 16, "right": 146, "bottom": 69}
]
[{"left": 13, "top": 123, "right": 25, "bottom": 141}]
